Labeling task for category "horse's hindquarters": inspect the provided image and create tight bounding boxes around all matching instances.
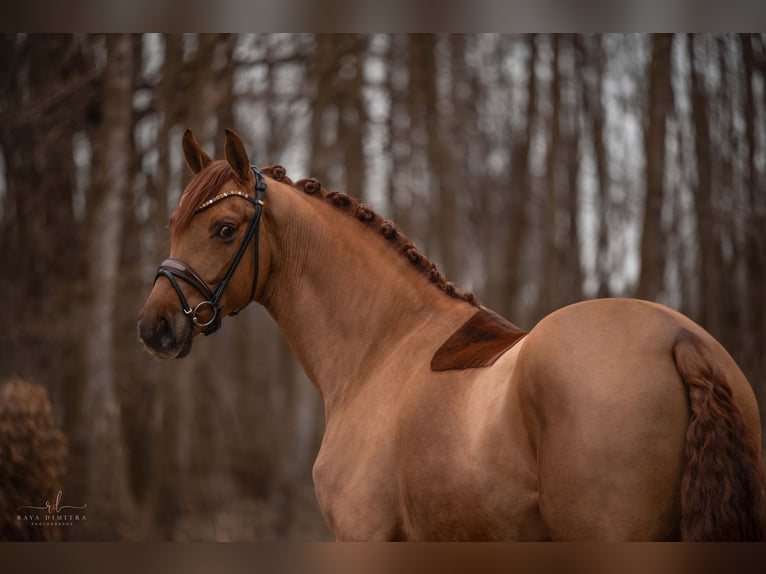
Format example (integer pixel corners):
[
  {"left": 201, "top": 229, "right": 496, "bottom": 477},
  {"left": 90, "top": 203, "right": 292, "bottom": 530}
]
[{"left": 519, "top": 299, "right": 694, "bottom": 540}]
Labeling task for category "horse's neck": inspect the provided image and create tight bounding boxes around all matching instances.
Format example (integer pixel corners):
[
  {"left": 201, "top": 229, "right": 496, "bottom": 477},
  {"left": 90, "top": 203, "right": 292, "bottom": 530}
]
[{"left": 259, "top": 181, "right": 472, "bottom": 409}]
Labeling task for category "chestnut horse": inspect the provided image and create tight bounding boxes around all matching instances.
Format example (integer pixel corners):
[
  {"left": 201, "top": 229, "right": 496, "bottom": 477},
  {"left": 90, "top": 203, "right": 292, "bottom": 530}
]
[{"left": 138, "top": 129, "right": 766, "bottom": 541}]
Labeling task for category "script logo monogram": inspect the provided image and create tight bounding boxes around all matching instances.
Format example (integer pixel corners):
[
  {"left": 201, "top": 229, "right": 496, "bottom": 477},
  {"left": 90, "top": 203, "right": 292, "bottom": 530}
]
[{"left": 17, "top": 489, "right": 87, "bottom": 514}]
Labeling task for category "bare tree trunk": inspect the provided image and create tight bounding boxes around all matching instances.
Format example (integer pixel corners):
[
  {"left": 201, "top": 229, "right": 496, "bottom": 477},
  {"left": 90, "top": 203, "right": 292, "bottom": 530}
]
[
  {"left": 141, "top": 33, "right": 188, "bottom": 540},
  {"left": 540, "top": 35, "right": 562, "bottom": 318},
  {"left": 636, "top": 34, "right": 673, "bottom": 301},
  {"left": 502, "top": 34, "right": 539, "bottom": 321},
  {"left": 576, "top": 35, "right": 611, "bottom": 297},
  {"left": 686, "top": 34, "right": 719, "bottom": 332},
  {"left": 308, "top": 34, "right": 338, "bottom": 184},
  {"left": 419, "top": 33, "right": 442, "bottom": 268},
  {"left": 0, "top": 34, "right": 87, "bottom": 386},
  {"left": 714, "top": 37, "right": 742, "bottom": 354},
  {"left": 336, "top": 34, "right": 366, "bottom": 199},
  {"left": 212, "top": 34, "right": 238, "bottom": 157},
  {"left": 151, "top": 34, "right": 182, "bottom": 252},
  {"left": 185, "top": 34, "right": 221, "bottom": 144},
  {"left": 740, "top": 33, "right": 766, "bottom": 448},
  {"left": 413, "top": 34, "right": 458, "bottom": 278},
  {"left": 114, "top": 36, "right": 149, "bottom": 508},
  {"left": 82, "top": 33, "right": 135, "bottom": 538},
  {"left": 438, "top": 34, "right": 465, "bottom": 281},
  {"left": 565, "top": 37, "right": 583, "bottom": 305},
  {"left": 406, "top": 33, "right": 435, "bottom": 249},
  {"left": 386, "top": 34, "right": 412, "bottom": 232}
]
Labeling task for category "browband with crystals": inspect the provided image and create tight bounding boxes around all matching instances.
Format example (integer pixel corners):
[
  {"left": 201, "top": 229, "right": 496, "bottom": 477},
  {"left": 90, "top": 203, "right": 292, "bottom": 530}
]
[{"left": 196, "top": 190, "right": 260, "bottom": 212}]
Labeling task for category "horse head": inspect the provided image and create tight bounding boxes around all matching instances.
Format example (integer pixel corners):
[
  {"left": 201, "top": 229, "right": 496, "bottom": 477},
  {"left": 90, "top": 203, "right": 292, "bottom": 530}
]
[{"left": 137, "top": 129, "right": 268, "bottom": 359}]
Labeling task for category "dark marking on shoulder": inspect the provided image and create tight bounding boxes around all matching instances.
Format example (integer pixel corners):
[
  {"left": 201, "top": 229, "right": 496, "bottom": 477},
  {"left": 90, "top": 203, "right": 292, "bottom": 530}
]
[{"left": 431, "top": 308, "right": 527, "bottom": 372}]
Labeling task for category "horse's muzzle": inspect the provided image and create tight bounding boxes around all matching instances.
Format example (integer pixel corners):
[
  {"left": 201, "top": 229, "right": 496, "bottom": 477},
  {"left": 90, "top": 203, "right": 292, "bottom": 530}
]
[{"left": 137, "top": 308, "right": 193, "bottom": 359}]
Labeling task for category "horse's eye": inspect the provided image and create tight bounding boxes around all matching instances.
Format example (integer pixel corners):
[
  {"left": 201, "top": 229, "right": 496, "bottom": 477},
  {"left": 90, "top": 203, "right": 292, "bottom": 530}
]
[{"left": 217, "top": 225, "right": 236, "bottom": 240}]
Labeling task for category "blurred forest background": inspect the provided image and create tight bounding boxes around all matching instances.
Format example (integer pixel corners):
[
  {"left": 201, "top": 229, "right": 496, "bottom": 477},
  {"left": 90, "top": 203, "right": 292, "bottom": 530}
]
[{"left": 0, "top": 33, "right": 765, "bottom": 541}]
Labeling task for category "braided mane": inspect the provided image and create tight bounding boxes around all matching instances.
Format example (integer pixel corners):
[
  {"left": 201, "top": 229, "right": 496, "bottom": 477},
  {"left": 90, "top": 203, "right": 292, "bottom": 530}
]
[
  {"left": 171, "top": 160, "right": 478, "bottom": 307},
  {"left": 261, "top": 165, "right": 479, "bottom": 307}
]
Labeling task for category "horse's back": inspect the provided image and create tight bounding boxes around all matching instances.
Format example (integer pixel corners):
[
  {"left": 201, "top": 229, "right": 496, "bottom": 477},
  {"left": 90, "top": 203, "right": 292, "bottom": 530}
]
[{"left": 516, "top": 298, "right": 759, "bottom": 540}]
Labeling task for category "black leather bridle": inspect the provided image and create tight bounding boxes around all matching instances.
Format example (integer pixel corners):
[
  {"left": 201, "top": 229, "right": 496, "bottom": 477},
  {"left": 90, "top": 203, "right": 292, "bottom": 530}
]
[{"left": 155, "top": 165, "right": 267, "bottom": 336}]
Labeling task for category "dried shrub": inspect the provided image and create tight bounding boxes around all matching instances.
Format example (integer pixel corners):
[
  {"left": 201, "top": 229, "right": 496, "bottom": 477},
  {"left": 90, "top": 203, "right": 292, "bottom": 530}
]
[{"left": 0, "top": 377, "right": 67, "bottom": 541}]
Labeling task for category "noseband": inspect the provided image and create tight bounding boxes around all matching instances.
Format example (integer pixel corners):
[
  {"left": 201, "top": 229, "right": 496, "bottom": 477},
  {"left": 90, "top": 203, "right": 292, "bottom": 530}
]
[{"left": 155, "top": 165, "right": 267, "bottom": 336}]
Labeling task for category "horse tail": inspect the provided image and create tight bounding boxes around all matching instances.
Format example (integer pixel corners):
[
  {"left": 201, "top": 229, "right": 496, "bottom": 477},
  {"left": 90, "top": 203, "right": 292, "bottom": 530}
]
[{"left": 672, "top": 327, "right": 766, "bottom": 541}]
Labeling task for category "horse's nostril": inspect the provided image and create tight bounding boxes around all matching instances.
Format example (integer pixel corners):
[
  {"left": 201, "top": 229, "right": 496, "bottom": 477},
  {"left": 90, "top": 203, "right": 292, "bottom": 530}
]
[
  {"left": 138, "top": 311, "right": 176, "bottom": 351},
  {"left": 156, "top": 314, "right": 175, "bottom": 347},
  {"left": 156, "top": 315, "right": 167, "bottom": 334}
]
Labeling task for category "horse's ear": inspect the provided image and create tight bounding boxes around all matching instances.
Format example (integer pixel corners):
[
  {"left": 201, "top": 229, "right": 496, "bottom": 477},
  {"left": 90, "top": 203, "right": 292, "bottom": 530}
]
[
  {"left": 224, "top": 129, "right": 251, "bottom": 183},
  {"left": 182, "top": 129, "right": 213, "bottom": 175}
]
